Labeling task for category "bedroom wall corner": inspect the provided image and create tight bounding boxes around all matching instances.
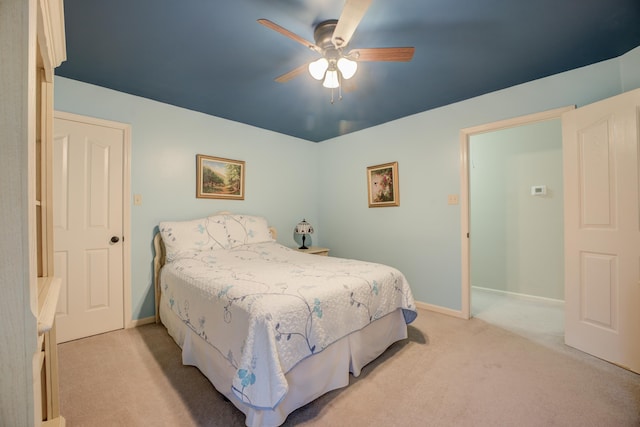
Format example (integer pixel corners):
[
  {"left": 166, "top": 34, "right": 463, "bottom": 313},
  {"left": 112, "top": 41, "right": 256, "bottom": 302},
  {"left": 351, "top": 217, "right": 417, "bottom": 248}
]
[{"left": 54, "top": 76, "right": 320, "bottom": 321}]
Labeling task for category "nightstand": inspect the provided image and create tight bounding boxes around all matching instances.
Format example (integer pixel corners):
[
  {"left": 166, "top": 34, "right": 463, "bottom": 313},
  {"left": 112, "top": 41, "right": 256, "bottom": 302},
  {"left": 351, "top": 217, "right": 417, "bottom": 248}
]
[{"left": 294, "top": 246, "right": 330, "bottom": 256}]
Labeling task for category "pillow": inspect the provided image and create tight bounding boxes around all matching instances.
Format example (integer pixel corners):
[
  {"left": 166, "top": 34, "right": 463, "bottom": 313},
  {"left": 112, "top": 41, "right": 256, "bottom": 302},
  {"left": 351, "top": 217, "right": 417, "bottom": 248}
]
[
  {"left": 223, "top": 214, "right": 274, "bottom": 247},
  {"left": 159, "top": 215, "right": 229, "bottom": 261}
]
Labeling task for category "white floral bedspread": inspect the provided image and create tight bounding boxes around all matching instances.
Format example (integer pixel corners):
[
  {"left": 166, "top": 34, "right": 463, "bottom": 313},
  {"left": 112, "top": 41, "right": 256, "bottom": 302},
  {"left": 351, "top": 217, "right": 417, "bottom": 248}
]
[{"left": 160, "top": 241, "right": 417, "bottom": 410}]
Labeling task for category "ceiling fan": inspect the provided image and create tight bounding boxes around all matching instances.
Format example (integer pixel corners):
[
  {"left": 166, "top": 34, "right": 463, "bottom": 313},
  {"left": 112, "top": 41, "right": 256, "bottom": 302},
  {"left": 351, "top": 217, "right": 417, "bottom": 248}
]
[{"left": 258, "top": 0, "right": 415, "bottom": 102}]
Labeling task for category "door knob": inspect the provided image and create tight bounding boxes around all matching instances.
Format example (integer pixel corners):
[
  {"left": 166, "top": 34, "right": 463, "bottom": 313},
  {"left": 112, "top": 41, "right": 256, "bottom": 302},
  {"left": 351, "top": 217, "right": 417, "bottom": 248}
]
[{"left": 110, "top": 236, "right": 120, "bottom": 244}]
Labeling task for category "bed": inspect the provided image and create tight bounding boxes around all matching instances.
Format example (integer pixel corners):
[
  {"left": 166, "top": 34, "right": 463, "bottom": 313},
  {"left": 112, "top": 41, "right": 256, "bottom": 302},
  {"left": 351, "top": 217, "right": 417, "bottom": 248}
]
[{"left": 153, "top": 213, "right": 417, "bottom": 427}]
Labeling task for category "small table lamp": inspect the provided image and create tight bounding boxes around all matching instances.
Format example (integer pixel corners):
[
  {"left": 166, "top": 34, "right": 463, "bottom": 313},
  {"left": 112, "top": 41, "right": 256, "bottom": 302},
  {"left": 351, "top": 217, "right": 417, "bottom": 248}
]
[{"left": 294, "top": 219, "right": 314, "bottom": 250}]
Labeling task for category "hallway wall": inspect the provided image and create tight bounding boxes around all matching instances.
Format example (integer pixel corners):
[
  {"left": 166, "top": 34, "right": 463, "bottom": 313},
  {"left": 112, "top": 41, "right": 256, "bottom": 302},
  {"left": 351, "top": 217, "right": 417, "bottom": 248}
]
[{"left": 470, "top": 119, "right": 563, "bottom": 300}]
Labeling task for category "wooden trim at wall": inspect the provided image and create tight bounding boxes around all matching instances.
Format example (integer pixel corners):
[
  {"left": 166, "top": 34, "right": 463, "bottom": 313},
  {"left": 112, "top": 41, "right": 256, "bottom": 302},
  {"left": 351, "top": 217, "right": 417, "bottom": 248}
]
[
  {"left": 472, "top": 286, "right": 565, "bottom": 305},
  {"left": 36, "top": 0, "right": 66, "bottom": 82},
  {"left": 127, "top": 316, "right": 156, "bottom": 328},
  {"left": 414, "top": 301, "right": 468, "bottom": 319}
]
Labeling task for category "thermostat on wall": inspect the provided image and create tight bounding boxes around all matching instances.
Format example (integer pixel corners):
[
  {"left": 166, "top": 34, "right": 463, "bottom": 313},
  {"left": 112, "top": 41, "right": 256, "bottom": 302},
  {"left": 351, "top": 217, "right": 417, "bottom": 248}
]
[{"left": 531, "top": 185, "right": 547, "bottom": 196}]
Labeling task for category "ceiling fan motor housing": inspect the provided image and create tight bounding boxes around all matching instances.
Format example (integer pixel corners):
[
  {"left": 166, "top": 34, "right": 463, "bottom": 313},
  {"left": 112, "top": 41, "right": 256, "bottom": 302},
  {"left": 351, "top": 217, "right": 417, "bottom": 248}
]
[{"left": 314, "top": 20, "right": 340, "bottom": 57}]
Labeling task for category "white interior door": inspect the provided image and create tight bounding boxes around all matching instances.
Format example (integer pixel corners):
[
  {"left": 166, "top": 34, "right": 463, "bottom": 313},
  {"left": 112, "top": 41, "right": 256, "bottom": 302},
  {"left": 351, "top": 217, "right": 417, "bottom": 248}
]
[
  {"left": 562, "top": 88, "right": 640, "bottom": 373},
  {"left": 53, "top": 113, "right": 127, "bottom": 343}
]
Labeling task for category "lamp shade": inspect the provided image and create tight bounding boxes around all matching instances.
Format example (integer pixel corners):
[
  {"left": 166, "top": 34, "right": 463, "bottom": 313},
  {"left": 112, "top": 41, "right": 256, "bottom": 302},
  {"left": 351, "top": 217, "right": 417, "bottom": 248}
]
[
  {"left": 308, "top": 58, "right": 329, "bottom": 80},
  {"left": 294, "top": 219, "right": 314, "bottom": 235},
  {"left": 322, "top": 70, "right": 340, "bottom": 88},
  {"left": 294, "top": 219, "right": 313, "bottom": 250},
  {"left": 337, "top": 57, "right": 357, "bottom": 79}
]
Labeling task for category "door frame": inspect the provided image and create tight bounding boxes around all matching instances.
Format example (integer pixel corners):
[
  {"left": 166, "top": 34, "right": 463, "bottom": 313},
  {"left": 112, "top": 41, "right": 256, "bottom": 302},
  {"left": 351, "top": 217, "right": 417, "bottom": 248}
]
[
  {"left": 53, "top": 110, "right": 133, "bottom": 329},
  {"left": 459, "top": 106, "right": 574, "bottom": 319}
]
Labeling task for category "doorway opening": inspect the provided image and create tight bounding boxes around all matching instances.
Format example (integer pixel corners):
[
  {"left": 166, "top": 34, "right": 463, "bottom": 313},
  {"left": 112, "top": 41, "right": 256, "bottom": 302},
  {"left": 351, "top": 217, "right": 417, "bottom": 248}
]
[{"left": 459, "top": 106, "right": 574, "bottom": 340}]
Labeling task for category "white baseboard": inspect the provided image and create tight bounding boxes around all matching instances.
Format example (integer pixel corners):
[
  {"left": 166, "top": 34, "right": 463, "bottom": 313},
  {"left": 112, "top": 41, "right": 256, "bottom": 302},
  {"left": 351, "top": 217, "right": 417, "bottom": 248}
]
[
  {"left": 472, "top": 286, "right": 565, "bottom": 305},
  {"left": 128, "top": 292, "right": 559, "bottom": 329},
  {"left": 131, "top": 303, "right": 468, "bottom": 327},
  {"left": 415, "top": 301, "right": 468, "bottom": 319},
  {"left": 127, "top": 316, "right": 156, "bottom": 328}
]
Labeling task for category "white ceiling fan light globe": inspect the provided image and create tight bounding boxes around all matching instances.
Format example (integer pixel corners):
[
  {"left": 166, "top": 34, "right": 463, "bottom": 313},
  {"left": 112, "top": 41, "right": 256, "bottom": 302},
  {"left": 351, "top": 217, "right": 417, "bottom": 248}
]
[
  {"left": 308, "top": 58, "right": 329, "bottom": 80},
  {"left": 322, "top": 70, "right": 340, "bottom": 88},
  {"left": 337, "top": 57, "right": 357, "bottom": 79}
]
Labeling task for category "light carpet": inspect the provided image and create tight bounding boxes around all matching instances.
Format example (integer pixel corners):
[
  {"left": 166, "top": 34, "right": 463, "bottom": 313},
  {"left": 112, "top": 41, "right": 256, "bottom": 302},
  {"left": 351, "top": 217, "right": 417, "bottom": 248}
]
[
  {"left": 58, "top": 308, "right": 640, "bottom": 426},
  {"left": 471, "top": 287, "right": 564, "bottom": 347}
]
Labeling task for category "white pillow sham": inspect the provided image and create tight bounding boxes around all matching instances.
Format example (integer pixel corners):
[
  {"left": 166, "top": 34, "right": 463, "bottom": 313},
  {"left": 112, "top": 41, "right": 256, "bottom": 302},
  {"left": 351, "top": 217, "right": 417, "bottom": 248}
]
[
  {"left": 159, "top": 215, "right": 229, "bottom": 262},
  {"left": 222, "top": 214, "right": 274, "bottom": 247}
]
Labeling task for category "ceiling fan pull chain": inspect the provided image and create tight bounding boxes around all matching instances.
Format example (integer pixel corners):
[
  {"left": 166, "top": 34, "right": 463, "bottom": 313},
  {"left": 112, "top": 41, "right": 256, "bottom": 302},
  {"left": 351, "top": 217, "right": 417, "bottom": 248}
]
[{"left": 330, "top": 88, "right": 335, "bottom": 104}]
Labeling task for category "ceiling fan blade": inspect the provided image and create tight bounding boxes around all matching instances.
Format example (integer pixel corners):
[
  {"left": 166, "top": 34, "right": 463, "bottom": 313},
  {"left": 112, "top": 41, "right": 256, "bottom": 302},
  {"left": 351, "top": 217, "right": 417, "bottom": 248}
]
[
  {"left": 274, "top": 63, "right": 309, "bottom": 83},
  {"left": 257, "top": 19, "right": 321, "bottom": 53},
  {"left": 332, "top": 0, "right": 372, "bottom": 48},
  {"left": 349, "top": 47, "right": 415, "bottom": 62}
]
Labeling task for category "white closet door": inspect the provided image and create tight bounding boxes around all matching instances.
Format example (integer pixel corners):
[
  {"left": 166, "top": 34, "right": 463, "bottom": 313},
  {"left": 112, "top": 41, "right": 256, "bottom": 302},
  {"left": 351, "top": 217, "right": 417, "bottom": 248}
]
[{"left": 53, "top": 114, "right": 126, "bottom": 343}]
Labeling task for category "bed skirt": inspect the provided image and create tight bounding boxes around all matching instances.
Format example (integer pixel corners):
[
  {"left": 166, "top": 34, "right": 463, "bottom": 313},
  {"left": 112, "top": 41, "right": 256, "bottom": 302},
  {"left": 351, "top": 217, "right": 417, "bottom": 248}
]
[{"left": 160, "top": 295, "right": 408, "bottom": 427}]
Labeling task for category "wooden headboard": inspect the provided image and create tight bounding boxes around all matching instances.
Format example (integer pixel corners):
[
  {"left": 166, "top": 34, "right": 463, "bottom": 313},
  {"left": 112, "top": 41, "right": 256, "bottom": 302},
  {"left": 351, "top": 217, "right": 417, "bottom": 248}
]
[
  {"left": 152, "top": 217, "right": 277, "bottom": 323},
  {"left": 153, "top": 232, "right": 166, "bottom": 324}
]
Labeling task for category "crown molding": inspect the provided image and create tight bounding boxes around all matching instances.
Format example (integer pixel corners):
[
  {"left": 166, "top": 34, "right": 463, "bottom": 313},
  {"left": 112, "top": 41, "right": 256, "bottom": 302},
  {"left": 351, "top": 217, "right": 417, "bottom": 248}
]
[{"left": 37, "top": 0, "right": 66, "bottom": 82}]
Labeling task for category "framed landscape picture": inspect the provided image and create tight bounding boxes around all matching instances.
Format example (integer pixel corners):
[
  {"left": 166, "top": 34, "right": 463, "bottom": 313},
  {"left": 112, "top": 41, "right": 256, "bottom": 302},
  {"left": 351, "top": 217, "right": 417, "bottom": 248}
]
[
  {"left": 196, "top": 154, "right": 245, "bottom": 200},
  {"left": 367, "top": 161, "right": 399, "bottom": 207}
]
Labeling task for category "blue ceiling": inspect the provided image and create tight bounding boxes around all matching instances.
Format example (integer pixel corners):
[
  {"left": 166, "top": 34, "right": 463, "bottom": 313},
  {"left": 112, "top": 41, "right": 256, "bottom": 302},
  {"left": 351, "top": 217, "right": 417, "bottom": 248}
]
[{"left": 56, "top": 0, "right": 640, "bottom": 142}]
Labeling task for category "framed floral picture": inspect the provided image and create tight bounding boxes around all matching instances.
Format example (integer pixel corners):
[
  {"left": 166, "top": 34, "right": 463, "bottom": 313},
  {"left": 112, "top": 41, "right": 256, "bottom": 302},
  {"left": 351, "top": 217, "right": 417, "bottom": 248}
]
[
  {"left": 196, "top": 154, "right": 245, "bottom": 200},
  {"left": 367, "top": 161, "right": 399, "bottom": 207}
]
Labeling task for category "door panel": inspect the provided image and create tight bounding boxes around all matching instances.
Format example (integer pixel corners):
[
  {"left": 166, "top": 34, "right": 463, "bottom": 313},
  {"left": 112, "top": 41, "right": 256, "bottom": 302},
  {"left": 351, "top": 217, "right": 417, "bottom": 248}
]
[
  {"left": 563, "top": 88, "right": 640, "bottom": 373},
  {"left": 578, "top": 119, "right": 615, "bottom": 227},
  {"left": 580, "top": 252, "right": 616, "bottom": 328},
  {"left": 54, "top": 115, "right": 125, "bottom": 343}
]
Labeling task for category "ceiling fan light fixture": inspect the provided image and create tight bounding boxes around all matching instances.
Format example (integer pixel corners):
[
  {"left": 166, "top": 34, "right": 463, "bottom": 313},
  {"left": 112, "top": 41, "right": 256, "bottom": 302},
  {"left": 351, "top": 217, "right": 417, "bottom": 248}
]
[
  {"left": 323, "top": 69, "right": 340, "bottom": 88},
  {"left": 259, "top": 0, "right": 414, "bottom": 103},
  {"left": 309, "top": 58, "right": 329, "bottom": 80},
  {"left": 337, "top": 57, "right": 357, "bottom": 79}
]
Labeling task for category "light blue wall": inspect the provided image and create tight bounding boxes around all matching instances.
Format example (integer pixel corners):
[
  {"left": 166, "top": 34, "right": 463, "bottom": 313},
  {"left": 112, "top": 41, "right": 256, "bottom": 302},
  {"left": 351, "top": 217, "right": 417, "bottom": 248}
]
[
  {"left": 317, "top": 47, "right": 640, "bottom": 311},
  {"left": 54, "top": 79, "right": 320, "bottom": 319},
  {"left": 55, "top": 45, "right": 640, "bottom": 319},
  {"left": 621, "top": 46, "right": 640, "bottom": 92}
]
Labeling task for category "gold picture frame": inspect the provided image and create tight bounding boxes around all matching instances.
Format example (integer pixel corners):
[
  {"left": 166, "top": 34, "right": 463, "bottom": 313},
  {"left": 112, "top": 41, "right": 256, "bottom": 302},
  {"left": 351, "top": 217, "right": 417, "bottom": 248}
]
[
  {"left": 367, "top": 161, "right": 399, "bottom": 207},
  {"left": 196, "top": 154, "right": 245, "bottom": 200}
]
